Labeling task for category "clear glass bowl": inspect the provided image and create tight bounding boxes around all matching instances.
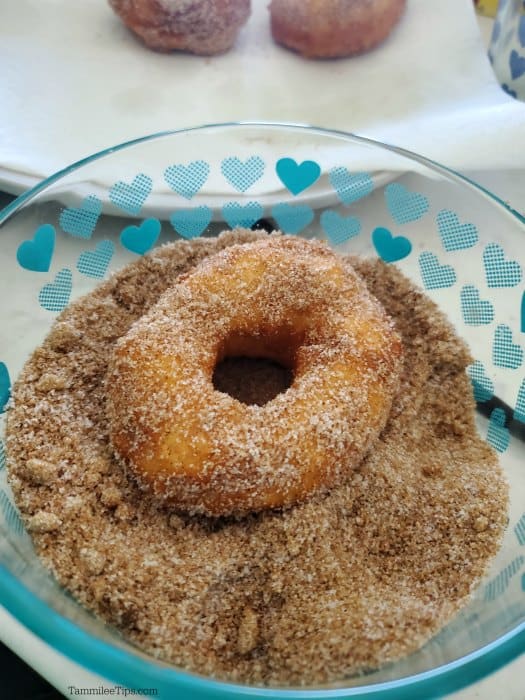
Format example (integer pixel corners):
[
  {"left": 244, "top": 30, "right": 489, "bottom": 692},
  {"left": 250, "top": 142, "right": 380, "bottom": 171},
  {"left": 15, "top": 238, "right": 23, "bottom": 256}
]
[{"left": 0, "top": 123, "right": 524, "bottom": 699}]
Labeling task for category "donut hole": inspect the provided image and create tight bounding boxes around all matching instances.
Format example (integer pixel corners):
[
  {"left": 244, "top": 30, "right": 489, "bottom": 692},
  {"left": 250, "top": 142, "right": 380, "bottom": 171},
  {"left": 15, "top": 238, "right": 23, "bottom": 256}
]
[{"left": 212, "top": 329, "right": 301, "bottom": 406}]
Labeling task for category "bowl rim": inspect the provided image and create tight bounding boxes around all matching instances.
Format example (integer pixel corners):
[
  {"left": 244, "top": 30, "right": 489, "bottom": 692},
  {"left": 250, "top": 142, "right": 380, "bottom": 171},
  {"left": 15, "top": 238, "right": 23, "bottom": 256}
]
[
  {"left": 1, "top": 120, "right": 524, "bottom": 227},
  {"left": 1, "top": 121, "right": 524, "bottom": 699}
]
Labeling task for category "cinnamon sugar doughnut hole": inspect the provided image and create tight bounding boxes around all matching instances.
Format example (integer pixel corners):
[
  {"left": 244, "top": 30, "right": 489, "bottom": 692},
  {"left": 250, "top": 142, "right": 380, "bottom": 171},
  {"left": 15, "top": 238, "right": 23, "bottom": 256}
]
[
  {"left": 269, "top": 0, "right": 407, "bottom": 59},
  {"left": 107, "top": 236, "right": 403, "bottom": 517},
  {"left": 108, "top": 0, "right": 251, "bottom": 55}
]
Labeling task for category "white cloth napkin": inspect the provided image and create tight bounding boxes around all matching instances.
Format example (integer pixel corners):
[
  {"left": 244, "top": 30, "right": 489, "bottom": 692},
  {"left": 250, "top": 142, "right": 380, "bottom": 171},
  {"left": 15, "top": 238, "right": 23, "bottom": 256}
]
[{"left": 0, "top": 0, "right": 524, "bottom": 193}]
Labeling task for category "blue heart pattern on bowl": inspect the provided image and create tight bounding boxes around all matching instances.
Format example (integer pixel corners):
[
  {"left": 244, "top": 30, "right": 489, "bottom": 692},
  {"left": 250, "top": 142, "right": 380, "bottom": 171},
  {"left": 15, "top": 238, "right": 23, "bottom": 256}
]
[
  {"left": 329, "top": 168, "right": 374, "bottom": 205},
  {"left": 0, "top": 489, "right": 25, "bottom": 538},
  {"left": 0, "top": 363, "right": 11, "bottom": 414},
  {"left": 120, "top": 219, "right": 161, "bottom": 255},
  {"left": 483, "top": 555, "right": 524, "bottom": 601},
  {"left": 483, "top": 243, "right": 522, "bottom": 288},
  {"left": 222, "top": 202, "right": 263, "bottom": 229},
  {"left": 276, "top": 158, "right": 321, "bottom": 195},
  {"left": 487, "top": 407, "right": 511, "bottom": 453},
  {"left": 419, "top": 252, "right": 456, "bottom": 289},
  {"left": 466, "top": 361, "right": 494, "bottom": 403},
  {"left": 510, "top": 49, "right": 525, "bottom": 80},
  {"left": 164, "top": 161, "right": 210, "bottom": 200},
  {"left": 16, "top": 224, "right": 56, "bottom": 272},
  {"left": 271, "top": 203, "right": 314, "bottom": 235},
  {"left": 493, "top": 324, "right": 523, "bottom": 369},
  {"left": 170, "top": 207, "right": 212, "bottom": 239},
  {"left": 372, "top": 227, "right": 412, "bottom": 263},
  {"left": 77, "top": 241, "right": 115, "bottom": 277},
  {"left": 320, "top": 211, "right": 361, "bottom": 246},
  {"left": 437, "top": 210, "right": 478, "bottom": 251},
  {"left": 221, "top": 156, "right": 265, "bottom": 192},
  {"left": 515, "top": 513, "right": 525, "bottom": 546},
  {"left": 460, "top": 285, "right": 494, "bottom": 325},
  {"left": 514, "top": 379, "right": 525, "bottom": 423},
  {"left": 38, "top": 269, "right": 72, "bottom": 312},
  {"left": 385, "top": 183, "right": 429, "bottom": 225},
  {"left": 109, "top": 174, "right": 152, "bottom": 215},
  {"left": 502, "top": 83, "right": 519, "bottom": 99},
  {"left": 59, "top": 196, "right": 102, "bottom": 239}
]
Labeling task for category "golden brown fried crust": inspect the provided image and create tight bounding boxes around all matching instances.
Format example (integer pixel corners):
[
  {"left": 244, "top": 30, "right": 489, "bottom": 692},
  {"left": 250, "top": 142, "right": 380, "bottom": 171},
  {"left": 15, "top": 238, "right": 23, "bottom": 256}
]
[
  {"left": 269, "top": 0, "right": 406, "bottom": 58},
  {"left": 109, "top": 0, "right": 251, "bottom": 54},
  {"left": 106, "top": 236, "right": 403, "bottom": 517}
]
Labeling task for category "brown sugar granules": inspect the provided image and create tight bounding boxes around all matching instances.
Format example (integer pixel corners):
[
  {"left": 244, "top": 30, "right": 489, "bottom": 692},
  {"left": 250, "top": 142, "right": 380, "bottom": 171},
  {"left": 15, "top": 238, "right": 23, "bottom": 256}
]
[{"left": 4, "top": 229, "right": 508, "bottom": 686}]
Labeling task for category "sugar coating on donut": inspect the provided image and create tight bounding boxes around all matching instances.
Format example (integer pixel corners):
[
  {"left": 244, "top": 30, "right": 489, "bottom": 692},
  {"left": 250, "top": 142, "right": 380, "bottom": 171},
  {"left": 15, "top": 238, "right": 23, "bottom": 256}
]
[
  {"left": 107, "top": 236, "right": 404, "bottom": 516},
  {"left": 108, "top": 0, "right": 251, "bottom": 54},
  {"left": 269, "top": 0, "right": 407, "bottom": 58}
]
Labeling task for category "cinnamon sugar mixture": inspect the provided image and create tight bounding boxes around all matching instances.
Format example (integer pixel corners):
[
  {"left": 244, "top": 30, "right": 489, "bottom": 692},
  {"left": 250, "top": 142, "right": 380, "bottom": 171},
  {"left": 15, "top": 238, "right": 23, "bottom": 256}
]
[{"left": 5, "top": 230, "right": 508, "bottom": 686}]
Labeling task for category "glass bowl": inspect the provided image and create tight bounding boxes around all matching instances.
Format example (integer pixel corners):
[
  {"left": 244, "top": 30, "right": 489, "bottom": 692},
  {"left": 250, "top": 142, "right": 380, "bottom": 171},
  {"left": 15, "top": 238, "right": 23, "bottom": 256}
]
[{"left": 0, "top": 123, "right": 524, "bottom": 699}]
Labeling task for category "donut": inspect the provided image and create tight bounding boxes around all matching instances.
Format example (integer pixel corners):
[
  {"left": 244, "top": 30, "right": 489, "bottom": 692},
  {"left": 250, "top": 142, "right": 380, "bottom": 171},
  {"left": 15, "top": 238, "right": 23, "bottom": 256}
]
[
  {"left": 269, "top": 0, "right": 406, "bottom": 58},
  {"left": 106, "top": 236, "right": 403, "bottom": 517},
  {"left": 108, "top": 0, "right": 251, "bottom": 55}
]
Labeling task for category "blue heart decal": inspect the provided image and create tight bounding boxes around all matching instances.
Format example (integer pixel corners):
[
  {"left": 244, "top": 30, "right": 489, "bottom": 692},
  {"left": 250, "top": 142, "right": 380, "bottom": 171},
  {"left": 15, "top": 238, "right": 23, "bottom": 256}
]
[
  {"left": 460, "top": 285, "right": 494, "bottom": 326},
  {"left": 483, "top": 243, "right": 522, "bottom": 288},
  {"left": 493, "top": 324, "right": 523, "bottom": 369},
  {"left": 120, "top": 218, "right": 161, "bottom": 254},
  {"left": 0, "top": 490, "right": 25, "bottom": 537},
  {"left": 437, "top": 210, "right": 478, "bottom": 251},
  {"left": 519, "top": 16, "right": 525, "bottom": 48},
  {"left": 109, "top": 174, "right": 152, "bottom": 214},
  {"left": 59, "top": 196, "right": 102, "bottom": 239},
  {"left": 221, "top": 156, "right": 265, "bottom": 192},
  {"left": 329, "top": 168, "right": 374, "bottom": 205},
  {"left": 0, "top": 363, "right": 11, "bottom": 413},
  {"left": 514, "top": 378, "right": 525, "bottom": 423},
  {"left": 510, "top": 49, "right": 525, "bottom": 80},
  {"left": 515, "top": 512, "right": 525, "bottom": 545},
  {"left": 483, "top": 556, "right": 525, "bottom": 602},
  {"left": 39, "top": 269, "right": 72, "bottom": 312},
  {"left": 466, "top": 361, "right": 494, "bottom": 403},
  {"left": 170, "top": 207, "right": 212, "bottom": 240},
  {"left": 386, "top": 183, "right": 429, "bottom": 224},
  {"left": 271, "top": 203, "right": 314, "bottom": 235},
  {"left": 487, "top": 408, "right": 510, "bottom": 453},
  {"left": 520, "top": 290, "right": 525, "bottom": 333},
  {"left": 502, "top": 83, "right": 518, "bottom": 99},
  {"left": 320, "top": 211, "right": 361, "bottom": 246},
  {"left": 164, "top": 161, "right": 210, "bottom": 200},
  {"left": 222, "top": 202, "right": 264, "bottom": 229},
  {"left": 372, "top": 227, "right": 412, "bottom": 263},
  {"left": 16, "top": 224, "right": 56, "bottom": 272},
  {"left": 276, "top": 158, "right": 321, "bottom": 195},
  {"left": 77, "top": 240, "right": 115, "bottom": 278},
  {"left": 419, "top": 252, "right": 456, "bottom": 289}
]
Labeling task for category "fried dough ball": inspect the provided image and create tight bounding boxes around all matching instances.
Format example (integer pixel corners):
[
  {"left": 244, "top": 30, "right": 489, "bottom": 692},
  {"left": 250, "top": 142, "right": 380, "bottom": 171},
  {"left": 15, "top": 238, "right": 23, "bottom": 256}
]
[
  {"left": 109, "top": 0, "right": 251, "bottom": 55},
  {"left": 269, "top": 0, "right": 406, "bottom": 58}
]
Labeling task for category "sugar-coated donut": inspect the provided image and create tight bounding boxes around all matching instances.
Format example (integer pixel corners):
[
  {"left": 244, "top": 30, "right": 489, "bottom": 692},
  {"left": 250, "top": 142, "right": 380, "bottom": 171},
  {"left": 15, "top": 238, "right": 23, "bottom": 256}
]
[
  {"left": 106, "top": 236, "right": 403, "bottom": 517},
  {"left": 108, "top": 0, "right": 251, "bottom": 55},
  {"left": 269, "top": 0, "right": 406, "bottom": 58}
]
